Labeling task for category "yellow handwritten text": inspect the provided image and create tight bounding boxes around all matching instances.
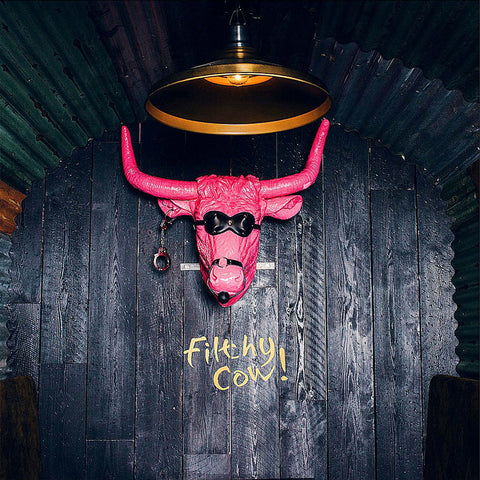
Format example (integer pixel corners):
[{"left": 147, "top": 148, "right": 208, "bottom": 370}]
[{"left": 184, "top": 335, "right": 288, "bottom": 390}]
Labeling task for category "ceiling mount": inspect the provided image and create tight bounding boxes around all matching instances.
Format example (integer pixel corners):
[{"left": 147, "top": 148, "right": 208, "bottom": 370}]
[{"left": 146, "top": 4, "right": 331, "bottom": 135}]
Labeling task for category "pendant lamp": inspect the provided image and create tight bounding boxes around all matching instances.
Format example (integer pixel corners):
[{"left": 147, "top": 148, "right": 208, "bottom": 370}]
[{"left": 146, "top": 7, "right": 331, "bottom": 135}]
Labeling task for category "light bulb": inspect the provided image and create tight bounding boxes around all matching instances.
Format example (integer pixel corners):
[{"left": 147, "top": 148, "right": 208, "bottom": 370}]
[
  {"left": 227, "top": 74, "right": 249, "bottom": 86},
  {"left": 205, "top": 75, "right": 273, "bottom": 87}
]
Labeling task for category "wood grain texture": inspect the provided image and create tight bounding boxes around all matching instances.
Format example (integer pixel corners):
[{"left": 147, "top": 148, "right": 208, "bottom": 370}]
[
  {"left": 183, "top": 222, "right": 230, "bottom": 455},
  {"left": 8, "top": 178, "right": 44, "bottom": 304},
  {"left": 135, "top": 125, "right": 185, "bottom": 479},
  {"left": 41, "top": 144, "right": 92, "bottom": 363},
  {"left": 278, "top": 123, "right": 327, "bottom": 401},
  {"left": 277, "top": 123, "right": 327, "bottom": 479},
  {"left": 231, "top": 287, "right": 279, "bottom": 480},
  {"left": 7, "top": 303, "right": 41, "bottom": 386},
  {"left": 5, "top": 123, "right": 462, "bottom": 479},
  {"left": 183, "top": 454, "right": 231, "bottom": 480},
  {"left": 39, "top": 363, "right": 86, "bottom": 480},
  {"left": 0, "top": 376, "right": 41, "bottom": 480},
  {"left": 86, "top": 140, "right": 137, "bottom": 440},
  {"left": 416, "top": 170, "right": 458, "bottom": 438},
  {"left": 182, "top": 129, "right": 231, "bottom": 457},
  {"left": 324, "top": 126, "right": 375, "bottom": 480},
  {"left": 369, "top": 143, "right": 415, "bottom": 191},
  {"left": 371, "top": 190, "right": 423, "bottom": 480},
  {"left": 86, "top": 440, "right": 134, "bottom": 480}
]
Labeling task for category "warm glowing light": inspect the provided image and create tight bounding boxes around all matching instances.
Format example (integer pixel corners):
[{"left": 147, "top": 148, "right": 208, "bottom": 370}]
[{"left": 205, "top": 74, "right": 272, "bottom": 87}]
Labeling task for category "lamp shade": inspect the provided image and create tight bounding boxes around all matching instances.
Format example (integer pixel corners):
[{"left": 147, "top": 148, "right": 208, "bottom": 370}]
[{"left": 146, "top": 16, "right": 331, "bottom": 135}]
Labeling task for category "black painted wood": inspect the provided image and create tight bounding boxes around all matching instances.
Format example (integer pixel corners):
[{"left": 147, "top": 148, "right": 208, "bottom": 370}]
[
  {"left": 9, "top": 179, "right": 44, "bottom": 304},
  {"left": 278, "top": 122, "right": 327, "bottom": 401},
  {"left": 8, "top": 303, "right": 41, "bottom": 386},
  {"left": 6, "top": 125, "right": 459, "bottom": 479},
  {"left": 86, "top": 440, "right": 134, "bottom": 480},
  {"left": 41, "top": 146, "right": 92, "bottom": 363},
  {"left": 229, "top": 132, "right": 279, "bottom": 478},
  {"left": 324, "top": 126, "right": 375, "bottom": 480},
  {"left": 369, "top": 143, "right": 415, "bottom": 190},
  {"left": 183, "top": 454, "right": 231, "bottom": 480},
  {"left": 86, "top": 141, "right": 137, "bottom": 440},
  {"left": 39, "top": 363, "right": 86, "bottom": 480},
  {"left": 7, "top": 177, "right": 44, "bottom": 386},
  {"left": 182, "top": 129, "right": 231, "bottom": 459},
  {"left": 135, "top": 125, "right": 185, "bottom": 479},
  {"left": 371, "top": 189, "right": 423, "bottom": 480},
  {"left": 231, "top": 287, "right": 279, "bottom": 480},
  {"left": 277, "top": 123, "right": 327, "bottom": 479},
  {"left": 416, "top": 170, "right": 458, "bottom": 443}
]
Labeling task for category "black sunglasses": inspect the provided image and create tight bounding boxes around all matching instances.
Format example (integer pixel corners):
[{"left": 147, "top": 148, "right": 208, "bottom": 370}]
[{"left": 194, "top": 211, "right": 261, "bottom": 237}]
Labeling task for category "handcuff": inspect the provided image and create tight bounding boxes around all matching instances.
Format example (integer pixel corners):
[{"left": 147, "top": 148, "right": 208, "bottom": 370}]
[{"left": 153, "top": 212, "right": 174, "bottom": 272}]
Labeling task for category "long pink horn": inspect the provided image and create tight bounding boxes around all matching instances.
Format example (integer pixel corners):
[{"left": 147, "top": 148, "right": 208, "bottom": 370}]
[
  {"left": 122, "top": 126, "right": 197, "bottom": 200},
  {"left": 260, "top": 119, "right": 330, "bottom": 198}
]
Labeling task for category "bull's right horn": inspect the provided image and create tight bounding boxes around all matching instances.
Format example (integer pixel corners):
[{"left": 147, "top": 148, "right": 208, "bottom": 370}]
[
  {"left": 259, "top": 119, "right": 329, "bottom": 198},
  {"left": 122, "top": 126, "right": 198, "bottom": 200}
]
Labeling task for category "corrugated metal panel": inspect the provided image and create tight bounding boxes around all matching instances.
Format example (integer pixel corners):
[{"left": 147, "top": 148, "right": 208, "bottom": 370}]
[
  {"left": 0, "top": 234, "right": 12, "bottom": 379},
  {"left": 87, "top": 0, "right": 175, "bottom": 122},
  {"left": 309, "top": 39, "right": 479, "bottom": 186},
  {"left": 0, "top": 1, "right": 135, "bottom": 192},
  {"left": 0, "top": 1, "right": 476, "bottom": 193},
  {"left": 313, "top": 0, "right": 479, "bottom": 102},
  {"left": 441, "top": 170, "right": 479, "bottom": 379}
]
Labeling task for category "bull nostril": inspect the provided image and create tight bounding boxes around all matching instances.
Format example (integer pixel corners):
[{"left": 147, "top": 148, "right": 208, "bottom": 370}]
[{"left": 217, "top": 291, "right": 230, "bottom": 304}]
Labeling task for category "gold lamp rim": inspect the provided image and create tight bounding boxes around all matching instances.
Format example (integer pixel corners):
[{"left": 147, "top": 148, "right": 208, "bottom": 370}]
[{"left": 146, "top": 62, "right": 331, "bottom": 135}]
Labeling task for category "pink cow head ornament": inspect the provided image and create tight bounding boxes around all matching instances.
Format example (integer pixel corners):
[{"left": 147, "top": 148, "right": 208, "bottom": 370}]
[{"left": 122, "top": 119, "right": 329, "bottom": 307}]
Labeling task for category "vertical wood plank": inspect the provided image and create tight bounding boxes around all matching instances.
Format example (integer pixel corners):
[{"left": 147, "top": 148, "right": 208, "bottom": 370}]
[
  {"left": 231, "top": 287, "right": 279, "bottom": 480},
  {"left": 135, "top": 123, "right": 185, "bottom": 479},
  {"left": 39, "top": 363, "right": 86, "bottom": 480},
  {"left": 277, "top": 123, "right": 327, "bottom": 479},
  {"left": 86, "top": 140, "right": 137, "bottom": 440},
  {"left": 183, "top": 221, "right": 231, "bottom": 456},
  {"left": 7, "top": 178, "right": 44, "bottom": 379},
  {"left": 183, "top": 454, "right": 231, "bottom": 480},
  {"left": 7, "top": 303, "right": 41, "bottom": 385},
  {"left": 371, "top": 189, "right": 423, "bottom": 480},
  {"left": 416, "top": 170, "right": 457, "bottom": 440},
  {"left": 325, "top": 126, "right": 375, "bottom": 480},
  {"left": 86, "top": 440, "right": 134, "bottom": 480},
  {"left": 41, "top": 144, "right": 92, "bottom": 363},
  {"left": 182, "top": 130, "right": 231, "bottom": 460}
]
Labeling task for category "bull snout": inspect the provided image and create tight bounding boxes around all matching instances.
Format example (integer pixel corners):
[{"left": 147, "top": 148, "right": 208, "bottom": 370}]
[{"left": 208, "top": 257, "right": 245, "bottom": 302}]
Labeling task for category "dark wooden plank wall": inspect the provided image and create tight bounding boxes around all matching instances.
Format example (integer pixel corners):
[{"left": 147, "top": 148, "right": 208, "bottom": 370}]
[{"left": 8, "top": 122, "right": 457, "bottom": 480}]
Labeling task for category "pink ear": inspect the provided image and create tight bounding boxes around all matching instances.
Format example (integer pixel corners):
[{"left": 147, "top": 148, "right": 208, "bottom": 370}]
[
  {"left": 158, "top": 199, "right": 195, "bottom": 218},
  {"left": 264, "top": 195, "right": 303, "bottom": 220}
]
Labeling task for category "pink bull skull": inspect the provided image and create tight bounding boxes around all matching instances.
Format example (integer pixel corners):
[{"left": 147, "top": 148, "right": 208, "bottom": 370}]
[{"left": 122, "top": 119, "right": 329, "bottom": 307}]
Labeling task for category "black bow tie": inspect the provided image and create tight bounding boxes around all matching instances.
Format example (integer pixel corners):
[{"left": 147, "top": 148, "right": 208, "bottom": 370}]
[{"left": 194, "top": 211, "right": 261, "bottom": 237}]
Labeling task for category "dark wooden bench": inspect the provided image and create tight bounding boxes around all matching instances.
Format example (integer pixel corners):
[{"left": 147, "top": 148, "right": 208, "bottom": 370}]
[
  {"left": 425, "top": 375, "right": 479, "bottom": 480},
  {"left": 0, "top": 376, "right": 41, "bottom": 480}
]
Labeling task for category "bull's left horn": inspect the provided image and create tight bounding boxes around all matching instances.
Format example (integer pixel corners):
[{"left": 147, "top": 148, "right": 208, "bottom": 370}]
[
  {"left": 260, "top": 119, "right": 329, "bottom": 199},
  {"left": 122, "top": 126, "right": 198, "bottom": 200}
]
